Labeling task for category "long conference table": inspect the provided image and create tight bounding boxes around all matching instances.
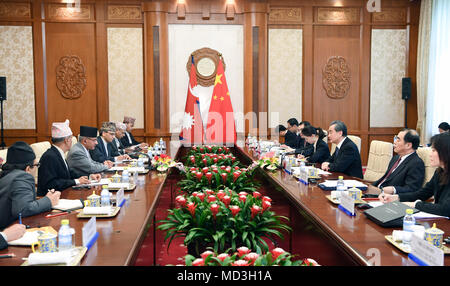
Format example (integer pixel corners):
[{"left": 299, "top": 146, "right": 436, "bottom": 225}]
[{"left": 1, "top": 145, "right": 449, "bottom": 266}]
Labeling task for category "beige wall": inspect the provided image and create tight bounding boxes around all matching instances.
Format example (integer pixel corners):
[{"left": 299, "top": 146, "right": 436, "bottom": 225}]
[
  {"left": 107, "top": 27, "right": 144, "bottom": 128},
  {"left": 268, "top": 29, "right": 302, "bottom": 128},
  {"left": 370, "top": 29, "right": 407, "bottom": 128},
  {"left": 168, "top": 24, "right": 244, "bottom": 133},
  {"left": 0, "top": 26, "right": 36, "bottom": 129}
]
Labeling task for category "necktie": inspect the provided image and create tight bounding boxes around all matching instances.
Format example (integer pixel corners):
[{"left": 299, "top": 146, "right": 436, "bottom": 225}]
[
  {"left": 334, "top": 147, "right": 340, "bottom": 157},
  {"left": 378, "top": 157, "right": 402, "bottom": 187}
]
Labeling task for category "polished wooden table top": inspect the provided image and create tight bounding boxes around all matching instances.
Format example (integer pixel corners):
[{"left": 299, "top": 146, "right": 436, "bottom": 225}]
[
  {"left": 239, "top": 146, "right": 450, "bottom": 266},
  {"left": 0, "top": 147, "right": 179, "bottom": 266},
  {"left": 2, "top": 145, "right": 449, "bottom": 266}
]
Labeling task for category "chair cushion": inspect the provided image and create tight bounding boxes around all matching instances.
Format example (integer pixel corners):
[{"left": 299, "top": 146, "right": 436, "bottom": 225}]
[{"left": 364, "top": 140, "right": 393, "bottom": 182}]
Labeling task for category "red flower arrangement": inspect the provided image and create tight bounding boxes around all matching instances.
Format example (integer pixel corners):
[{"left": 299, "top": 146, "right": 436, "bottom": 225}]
[{"left": 182, "top": 247, "right": 320, "bottom": 266}]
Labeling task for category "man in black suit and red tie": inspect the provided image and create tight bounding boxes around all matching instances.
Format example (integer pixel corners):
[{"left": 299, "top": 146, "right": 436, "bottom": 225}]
[
  {"left": 372, "top": 129, "right": 425, "bottom": 194},
  {"left": 321, "top": 120, "right": 363, "bottom": 179}
]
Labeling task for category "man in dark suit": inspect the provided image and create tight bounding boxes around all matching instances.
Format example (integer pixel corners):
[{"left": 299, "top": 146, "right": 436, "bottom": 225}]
[
  {"left": 121, "top": 116, "right": 148, "bottom": 149},
  {"left": 282, "top": 118, "right": 301, "bottom": 149},
  {"left": 373, "top": 129, "right": 425, "bottom": 194},
  {"left": 321, "top": 120, "right": 363, "bottom": 179},
  {"left": 37, "top": 120, "right": 98, "bottom": 196},
  {"left": 112, "top": 122, "right": 127, "bottom": 155},
  {"left": 90, "top": 122, "right": 130, "bottom": 164},
  {"left": 0, "top": 142, "right": 60, "bottom": 229}
]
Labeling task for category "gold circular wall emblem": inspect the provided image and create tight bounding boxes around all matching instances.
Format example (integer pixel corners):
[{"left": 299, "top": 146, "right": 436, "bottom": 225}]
[{"left": 186, "top": 47, "right": 225, "bottom": 87}]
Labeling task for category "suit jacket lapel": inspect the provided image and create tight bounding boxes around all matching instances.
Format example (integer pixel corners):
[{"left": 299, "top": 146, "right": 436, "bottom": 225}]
[
  {"left": 51, "top": 146, "right": 70, "bottom": 178},
  {"left": 98, "top": 137, "right": 107, "bottom": 158}
]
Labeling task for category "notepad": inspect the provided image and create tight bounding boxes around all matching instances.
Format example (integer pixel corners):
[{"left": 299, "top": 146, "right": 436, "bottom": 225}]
[
  {"left": 412, "top": 212, "right": 449, "bottom": 220},
  {"left": 8, "top": 227, "right": 57, "bottom": 246},
  {"left": 109, "top": 166, "right": 146, "bottom": 172},
  {"left": 82, "top": 206, "right": 113, "bottom": 215},
  {"left": 319, "top": 180, "right": 368, "bottom": 191}
]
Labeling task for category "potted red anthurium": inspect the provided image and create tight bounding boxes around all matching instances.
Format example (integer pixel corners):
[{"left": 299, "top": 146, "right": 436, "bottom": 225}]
[
  {"left": 182, "top": 247, "right": 320, "bottom": 266},
  {"left": 157, "top": 188, "right": 291, "bottom": 257},
  {"left": 177, "top": 164, "right": 260, "bottom": 194}
]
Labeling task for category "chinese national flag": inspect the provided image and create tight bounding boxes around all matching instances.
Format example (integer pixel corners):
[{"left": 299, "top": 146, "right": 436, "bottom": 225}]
[
  {"left": 206, "top": 59, "right": 236, "bottom": 145},
  {"left": 179, "top": 59, "right": 204, "bottom": 145}
]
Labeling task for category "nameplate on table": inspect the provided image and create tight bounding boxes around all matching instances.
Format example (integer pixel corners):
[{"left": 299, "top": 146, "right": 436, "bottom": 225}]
[
  {"left": 82, "top": 217, "right": 99, "bottom": 250},
  {"left": 338, "top": 193, "right": 355, "bottom": 216},
  {"left": 116, "top": 188, "right": 125, "bottom": 208},
  {"left": 408, "top": 233, "right": 444, "bottom": 266}
]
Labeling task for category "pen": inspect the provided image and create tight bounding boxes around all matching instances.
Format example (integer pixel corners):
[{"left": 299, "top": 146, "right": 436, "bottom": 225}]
[
  {"left": 18, "top": 213, "right": 22, "bottom": 225},
  {"left": 0, "top": 253, "right": 15, "bottom": 259},
  {"left": 45, "top": 212, "right": 69, "bottom": 218}
]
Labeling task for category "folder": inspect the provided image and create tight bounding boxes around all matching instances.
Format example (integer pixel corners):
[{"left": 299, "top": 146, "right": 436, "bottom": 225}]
[{"left": 363, "top": 201, "right": 419, "bottom": 228}]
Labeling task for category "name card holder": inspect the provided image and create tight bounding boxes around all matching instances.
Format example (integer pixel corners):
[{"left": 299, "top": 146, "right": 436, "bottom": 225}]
[
  {"left": 82, "top": 217, "right": 99, "bottom": 250},
  {"left": 338, "top": 193, "right": 356, "bottom": 217},
  {"left": 407, "top": 233, "right": 444, "bottom": 266}
]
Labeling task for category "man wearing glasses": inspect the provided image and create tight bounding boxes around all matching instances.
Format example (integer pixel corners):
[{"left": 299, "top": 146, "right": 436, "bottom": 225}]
[
  {"left": 67, "top": 126, "right": 112, "bottom": 177},
  {"left": 372, "top": 129, "right": 425, "bottom": 195},
  {"left": 37, "top": 120, "right": 101, "bottom": 196},
  {"left": 0, "top": 141, "right": 60, "bottom": 229},
  {"left": 90, "top": 122, "right": 131, "bottom": 164}
]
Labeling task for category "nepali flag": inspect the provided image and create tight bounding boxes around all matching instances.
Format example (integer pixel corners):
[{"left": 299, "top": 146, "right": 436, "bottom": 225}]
[{"left": 179, "top": 57, "right": 204, "bottom": 145}]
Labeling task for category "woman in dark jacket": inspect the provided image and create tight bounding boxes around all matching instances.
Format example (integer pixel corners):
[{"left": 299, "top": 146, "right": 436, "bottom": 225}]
[
  {"left": 380, "top": 132, "right": 450, "bottom": 217},
  {"left": 297, "top": 126, "right": 330, "bottom": 164}
]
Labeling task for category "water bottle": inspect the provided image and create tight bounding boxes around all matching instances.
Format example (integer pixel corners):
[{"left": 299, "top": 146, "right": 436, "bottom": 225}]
[
  {"left": 137, "top": 157, "right": 144, "bottom": 167},
  {"left": 403, "top": 209, "right": 416, "bottom": 246},
  {"left": 133, "top": 170, "right": 138, "bottom": 184},
  {"left": 336, "top": 176, "right": 346, "bottom": 191},
  {"left": 335, "top": 176, "right": 346, "bottom": 200},
  {"left": 147, "top": 149, "right": 153, "bottom": 159},
  {"left": 101, "top": 185, "right": 110, "bottom": 207},
  {"left": 58, "top": 219, "right": 74, "bottom": 251}
]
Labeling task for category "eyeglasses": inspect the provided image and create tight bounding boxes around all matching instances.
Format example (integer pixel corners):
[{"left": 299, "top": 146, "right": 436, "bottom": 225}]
[
  {"left": 394, "top": 136, "right": 400, "bottom": 142},
  {"left": 31, "top": 163, "right": 40, "bottom": 168}
]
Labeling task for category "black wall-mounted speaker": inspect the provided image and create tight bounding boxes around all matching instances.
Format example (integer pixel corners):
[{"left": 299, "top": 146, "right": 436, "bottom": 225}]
[
  {"left": 402, "top": 77, "right": 411, "bottom": 100},
  {"left": 0, "top": 77, "right": 6, "bottom": 101}
]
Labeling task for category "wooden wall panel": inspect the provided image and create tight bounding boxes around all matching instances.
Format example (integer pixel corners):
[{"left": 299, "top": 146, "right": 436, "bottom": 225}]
[
  {"left": 312, "top": 25, "right": 362, "bottom": 131},
  {"left": 0, "top": 0, "right": 421, "bottom": 165},
  {"left": 44, "top": 22, "right": 98, "bottom": 134}
]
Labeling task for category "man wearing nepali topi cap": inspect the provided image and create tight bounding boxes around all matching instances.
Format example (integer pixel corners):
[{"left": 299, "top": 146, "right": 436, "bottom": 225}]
[
  {"left": 111, "top": 122, "right": 127, "bottom": 155},
  {"left": 66, "top": 125, "right": 111, "bottom": 177},
  {"left": 121, "top": 116, "right": 148, "bottom": 149},
  {"left": 37, "top": 120, "right": 101, "bottom": 196}
]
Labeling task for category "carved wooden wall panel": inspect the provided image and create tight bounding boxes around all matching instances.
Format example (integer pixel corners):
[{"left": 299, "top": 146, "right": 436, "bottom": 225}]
[
  {"left": 46, "top": 4, "right": 93, "bottom": 21},
  {"left": 45, "top": 22, "right": 98, "bottom": 133},
  {"left": 316, "top": 8, "right": 359, "bottom": 24},
  {"left": 56, "top": 55, "right": 87, "bottom": 100},
  {"left": 322, "top": 56, "right": 351, "bottom": 100},
  {"left": 372, "top": 8, "right": 407, "bottom": 24},
  {"left": 107, "top": 5, "right": 142, "bottom": 20},
  {"left": 0, "top": 2, "right": 31, "bottom": 19},
  {"left": 269, "top": 7, "right": 302, "bottom": 24}
]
